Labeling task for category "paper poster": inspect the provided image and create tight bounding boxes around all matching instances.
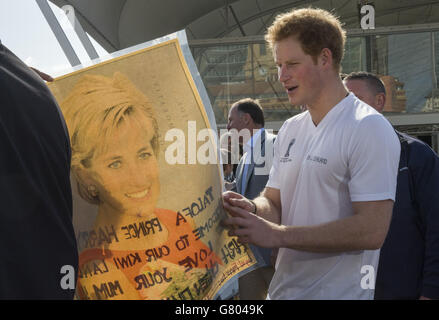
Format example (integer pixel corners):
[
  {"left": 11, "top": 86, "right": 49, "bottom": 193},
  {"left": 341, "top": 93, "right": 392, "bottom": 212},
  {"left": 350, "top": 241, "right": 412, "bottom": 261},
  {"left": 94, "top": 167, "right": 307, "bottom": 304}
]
[{"left": 48, "top": 36, "right": 257, "bottom": 300}]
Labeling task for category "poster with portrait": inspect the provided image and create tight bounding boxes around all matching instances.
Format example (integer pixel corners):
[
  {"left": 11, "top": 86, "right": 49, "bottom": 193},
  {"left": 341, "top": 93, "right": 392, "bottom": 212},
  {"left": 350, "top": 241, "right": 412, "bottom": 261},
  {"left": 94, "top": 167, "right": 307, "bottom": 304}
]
[{"left": 48, "top": 34, "right": 257, "bottom": 300}]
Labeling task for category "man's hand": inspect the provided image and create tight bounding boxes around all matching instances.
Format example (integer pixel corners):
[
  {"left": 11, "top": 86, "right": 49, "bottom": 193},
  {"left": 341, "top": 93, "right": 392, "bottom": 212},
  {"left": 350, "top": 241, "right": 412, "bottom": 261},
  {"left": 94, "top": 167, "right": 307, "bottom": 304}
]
[
  {"left": 223, "top": 191, "right": 283, "bottom": 248},
  {"left": 223, "top": 191, "right": 255, "bottom": 214},
  {"left": 30, "top": 67, "right": 53, "bottom": 82}
]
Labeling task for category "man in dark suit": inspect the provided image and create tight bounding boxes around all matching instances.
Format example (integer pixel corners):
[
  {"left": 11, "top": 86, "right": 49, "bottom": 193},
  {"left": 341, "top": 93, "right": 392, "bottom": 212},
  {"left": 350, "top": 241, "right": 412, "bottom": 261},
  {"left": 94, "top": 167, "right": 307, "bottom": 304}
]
[
  {"left": 344, "top": 71, "right": 439, "bottom": 300},
  {"left": 227, "top": 98, "right": 276, "bottom": 300},
  {"left": 0, "top": 41, "right": 78, "bottom": 299}
]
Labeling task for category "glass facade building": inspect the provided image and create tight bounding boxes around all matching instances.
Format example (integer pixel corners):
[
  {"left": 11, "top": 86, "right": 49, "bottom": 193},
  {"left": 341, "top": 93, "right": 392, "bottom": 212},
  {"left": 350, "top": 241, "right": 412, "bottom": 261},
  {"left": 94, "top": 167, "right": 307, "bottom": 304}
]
[
  {"left": 190, "top": 26, "right": 439, "bottom": 120},
  {"left": 189, "top": 23, "right": 439, "bottom": 150}
]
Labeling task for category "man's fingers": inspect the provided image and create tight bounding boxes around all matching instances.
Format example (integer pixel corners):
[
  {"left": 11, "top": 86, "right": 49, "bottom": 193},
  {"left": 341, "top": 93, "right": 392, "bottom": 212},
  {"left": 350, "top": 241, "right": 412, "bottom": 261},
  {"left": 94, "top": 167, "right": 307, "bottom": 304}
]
[
  {"left": 227, "top": 226, "right": 251, "bottom": 241},
  {"left": 222, "top": 192, "right": 240, "bottom": 210},
  {"left": 228, "top": 197, "right": 253, "bottom": 211},
  {"left": 223, "top": 216, "right": 250, "bottom": 229},
  {"left": 223, "top": 200, "right": 252, "bottom": 218},
  {"left": 223, "top": 190, "right": 243, "bottom": 201},
  {"left": 236, "top": 236, "right": 249, "bottom": 244}
]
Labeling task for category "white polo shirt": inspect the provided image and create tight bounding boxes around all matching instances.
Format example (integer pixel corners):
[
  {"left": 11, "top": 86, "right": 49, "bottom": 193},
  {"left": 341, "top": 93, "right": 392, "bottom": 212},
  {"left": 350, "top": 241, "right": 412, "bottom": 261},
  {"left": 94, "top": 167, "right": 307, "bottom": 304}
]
[{"left": 266, "top": 93, "right": 400, "bottom": 300}]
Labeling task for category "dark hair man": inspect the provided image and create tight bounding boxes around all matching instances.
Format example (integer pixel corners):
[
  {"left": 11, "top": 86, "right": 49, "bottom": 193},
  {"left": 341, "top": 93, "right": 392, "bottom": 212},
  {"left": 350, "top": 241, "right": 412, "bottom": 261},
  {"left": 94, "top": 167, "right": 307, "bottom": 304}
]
[
  {"left": 345, "top": 71, "right": 439, "bottom": 300},
  {"left": 227, "top": 98, "right": 265, "bottom": 138},
  {"left": 223, "top": 8, "right": 400, "bottom": 299}
]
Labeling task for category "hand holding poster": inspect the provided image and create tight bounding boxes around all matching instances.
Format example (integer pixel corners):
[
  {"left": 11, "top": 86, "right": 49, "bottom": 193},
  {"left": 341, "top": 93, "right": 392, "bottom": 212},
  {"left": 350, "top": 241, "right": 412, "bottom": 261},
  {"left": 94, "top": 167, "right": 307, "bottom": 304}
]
[{"left": 48, "top": 34, "right": 257, "bottom": 300}]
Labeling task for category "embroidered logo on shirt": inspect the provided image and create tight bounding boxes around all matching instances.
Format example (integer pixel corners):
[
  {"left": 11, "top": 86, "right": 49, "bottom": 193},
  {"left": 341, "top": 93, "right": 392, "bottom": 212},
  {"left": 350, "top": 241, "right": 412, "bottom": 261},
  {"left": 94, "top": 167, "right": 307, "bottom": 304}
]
[
  {"left": 306, "top": 154, "right": 328, "bottom": 165},
  {"left": 280, "top": 138, "right": 295, "bottom": 163}
]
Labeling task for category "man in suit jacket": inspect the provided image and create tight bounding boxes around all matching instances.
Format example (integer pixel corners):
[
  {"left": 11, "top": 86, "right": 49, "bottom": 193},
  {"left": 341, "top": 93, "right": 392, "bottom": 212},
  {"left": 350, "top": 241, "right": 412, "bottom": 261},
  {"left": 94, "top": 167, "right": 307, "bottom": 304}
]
[
  {"left": 0, "top": 41, "right": 78, "bottom": 299},
  {"left": 344, "top": 71, "right": 439, "bottom": 300},
  {"left": 227, "top": 98, "right": 276, "bottom": 300}
]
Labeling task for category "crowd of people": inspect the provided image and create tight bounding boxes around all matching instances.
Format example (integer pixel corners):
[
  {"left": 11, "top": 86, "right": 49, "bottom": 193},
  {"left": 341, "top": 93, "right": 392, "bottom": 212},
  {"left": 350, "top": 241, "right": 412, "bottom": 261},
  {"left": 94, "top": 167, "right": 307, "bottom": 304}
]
[{"left": 1, "top": 6, "right": 438, "bottom": 300}]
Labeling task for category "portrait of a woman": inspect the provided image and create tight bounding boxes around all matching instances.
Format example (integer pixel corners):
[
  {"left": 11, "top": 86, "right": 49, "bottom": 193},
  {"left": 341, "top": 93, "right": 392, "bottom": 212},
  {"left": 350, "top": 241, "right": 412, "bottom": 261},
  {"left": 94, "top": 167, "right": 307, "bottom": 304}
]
[{"left": 61, "top": 72, "right": 221, "bottom": 299}]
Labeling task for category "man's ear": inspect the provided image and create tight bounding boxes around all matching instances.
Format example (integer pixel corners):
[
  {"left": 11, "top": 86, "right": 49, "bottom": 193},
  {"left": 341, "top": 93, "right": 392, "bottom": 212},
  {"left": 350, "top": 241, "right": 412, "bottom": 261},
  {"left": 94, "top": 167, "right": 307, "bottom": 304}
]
[
  {"left": 243, "top": 112, "right": 252, "bottom": 125},
  {"left": 319, "top": 48, "right": 333, "bottom": 69},
  {"left": 375, "top": 93, "right": 386, "bottom": 113}
]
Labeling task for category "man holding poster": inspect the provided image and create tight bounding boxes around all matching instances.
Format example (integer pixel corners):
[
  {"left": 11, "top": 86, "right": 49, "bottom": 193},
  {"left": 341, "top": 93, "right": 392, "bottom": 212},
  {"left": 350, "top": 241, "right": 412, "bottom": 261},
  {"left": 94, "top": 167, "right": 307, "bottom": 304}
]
[{"left": 223, "top": 8, "right": 400, "bottom": 299}]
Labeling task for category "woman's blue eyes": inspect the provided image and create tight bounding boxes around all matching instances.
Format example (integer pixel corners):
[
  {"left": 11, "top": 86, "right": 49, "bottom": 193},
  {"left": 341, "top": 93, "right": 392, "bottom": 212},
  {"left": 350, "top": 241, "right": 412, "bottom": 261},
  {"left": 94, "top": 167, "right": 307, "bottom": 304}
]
[
  {"left": 108, "top": 161, "right": 121, "bottom": 169},
  {"left": 107, "top": 152, "right": 152, "bottom": 169},
  {"left": 139, "top": 152, "right": 151, "bottom": 160}
]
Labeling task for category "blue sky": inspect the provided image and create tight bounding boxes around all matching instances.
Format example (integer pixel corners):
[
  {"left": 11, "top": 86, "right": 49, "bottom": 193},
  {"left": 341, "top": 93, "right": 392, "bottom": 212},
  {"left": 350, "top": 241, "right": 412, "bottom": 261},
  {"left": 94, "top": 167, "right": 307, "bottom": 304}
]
[{"left": 0, "top": 0, "right": 108, "bottom": 77}]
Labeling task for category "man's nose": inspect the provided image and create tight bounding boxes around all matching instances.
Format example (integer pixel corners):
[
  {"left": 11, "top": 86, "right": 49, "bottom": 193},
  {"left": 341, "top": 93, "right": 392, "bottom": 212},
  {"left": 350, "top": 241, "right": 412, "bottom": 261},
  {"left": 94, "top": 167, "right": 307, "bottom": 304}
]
[{"left": 278, "top": 66, "right": 289, "bottom": 82}]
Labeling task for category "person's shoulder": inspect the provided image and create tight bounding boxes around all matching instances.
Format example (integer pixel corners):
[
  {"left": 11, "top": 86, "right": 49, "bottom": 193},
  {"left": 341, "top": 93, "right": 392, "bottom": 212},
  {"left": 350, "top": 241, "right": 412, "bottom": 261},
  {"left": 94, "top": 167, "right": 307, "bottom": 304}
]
[
  {"left": 398, "top": 131, "right": 439, "bottom": 162},
  {"left": 398, "top": 131, "right": 428, "bottom": 147},
  {"left": 398, "top": 131, "right": 430, "bottom": 150},
  {"left": 290, "top": 110, "right": 309, "bottom": 122},
  {"left": 343, "top": 94, "right": 383, "bottom": 123},
  {"left": 339, "top": 96, "right": 398, "bottom": 152},
  {"left": 279, "top": 111, "right": 308, "bottom": 131},
  {"left": 343, "top": 95, "right": 394, "bottom": 136}
]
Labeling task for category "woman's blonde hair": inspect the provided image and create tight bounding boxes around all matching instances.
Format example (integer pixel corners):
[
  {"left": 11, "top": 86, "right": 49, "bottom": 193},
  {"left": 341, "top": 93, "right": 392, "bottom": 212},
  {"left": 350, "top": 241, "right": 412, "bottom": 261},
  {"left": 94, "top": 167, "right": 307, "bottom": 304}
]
[
  {"left": 61, "top": 72, "right": 159, "bottom": 169},
  {"left": 61, "top": 73, "right": 159, "bottom": 203}
]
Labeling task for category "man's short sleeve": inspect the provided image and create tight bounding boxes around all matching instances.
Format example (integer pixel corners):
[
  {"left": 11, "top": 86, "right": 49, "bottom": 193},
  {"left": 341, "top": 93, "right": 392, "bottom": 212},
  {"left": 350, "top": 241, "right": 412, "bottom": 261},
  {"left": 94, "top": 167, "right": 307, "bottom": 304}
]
[{"left": 348, "top": 115, "right": 400, "bottom": 202}]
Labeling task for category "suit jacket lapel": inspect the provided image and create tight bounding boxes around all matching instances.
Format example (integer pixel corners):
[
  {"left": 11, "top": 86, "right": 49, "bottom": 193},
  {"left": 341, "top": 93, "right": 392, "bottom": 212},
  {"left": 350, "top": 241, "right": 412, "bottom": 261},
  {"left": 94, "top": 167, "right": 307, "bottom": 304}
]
[
  {"left": 235, "top": 156, "right": 245, "bottom": 194},
  {"left": 243, "top": 130, "right": 266, "bottom": 195},
  {"left": 243, "top": 154, "right": 254, "bottom": 195},
  {"left": 253, "top": 130, "right": 266, "bottom": 167}
]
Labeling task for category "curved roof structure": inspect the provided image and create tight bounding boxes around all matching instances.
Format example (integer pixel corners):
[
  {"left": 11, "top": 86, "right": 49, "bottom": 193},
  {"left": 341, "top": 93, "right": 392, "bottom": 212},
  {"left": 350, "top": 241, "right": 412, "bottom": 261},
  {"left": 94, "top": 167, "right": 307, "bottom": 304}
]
[{"left": 50, "top": 0, "right": 439, "bottom": 52}]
